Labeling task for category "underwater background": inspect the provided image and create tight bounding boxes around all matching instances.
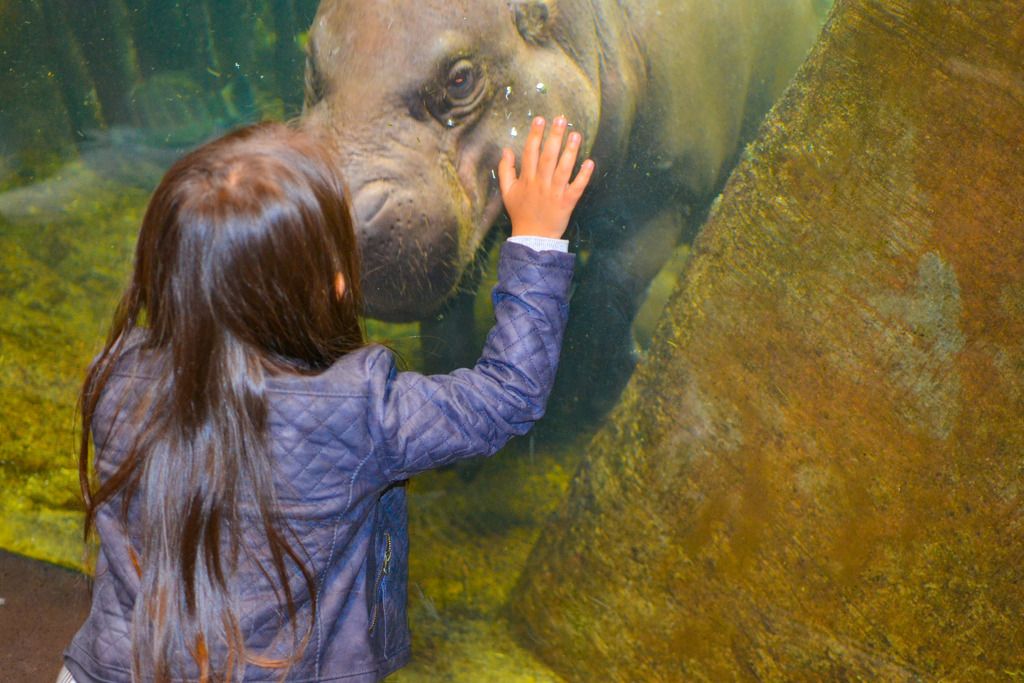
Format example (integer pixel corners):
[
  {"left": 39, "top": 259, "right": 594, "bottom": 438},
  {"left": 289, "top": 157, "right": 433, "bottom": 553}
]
[
  {"left": 1, "top": 0, "right": 319, "bottom": 563},
  {"left": 4, "top": 0, "right": 1023, "bottom": 681}
]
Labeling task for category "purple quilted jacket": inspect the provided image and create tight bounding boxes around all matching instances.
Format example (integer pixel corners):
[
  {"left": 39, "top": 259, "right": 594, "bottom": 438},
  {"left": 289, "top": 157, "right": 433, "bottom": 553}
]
[{"left": 64, "top": 242, "right": 574, "bottom": 682}]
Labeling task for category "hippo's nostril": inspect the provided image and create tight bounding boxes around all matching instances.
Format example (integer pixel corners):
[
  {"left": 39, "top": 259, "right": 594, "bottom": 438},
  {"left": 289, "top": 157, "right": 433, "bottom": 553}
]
[{"left": 352, "top": 180, "right": 392, "bottom": 226}]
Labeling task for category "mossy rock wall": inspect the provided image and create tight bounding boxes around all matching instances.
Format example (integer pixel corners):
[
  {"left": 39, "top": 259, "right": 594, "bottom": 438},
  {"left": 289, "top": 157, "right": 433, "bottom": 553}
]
[{"left": 511, "top": 0, "right": 1024, "bottom": 679}]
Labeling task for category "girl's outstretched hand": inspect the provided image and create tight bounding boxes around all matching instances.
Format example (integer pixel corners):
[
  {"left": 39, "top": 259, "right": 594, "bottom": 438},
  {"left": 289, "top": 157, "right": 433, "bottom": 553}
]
[{"left": 498, "top": 116, "right": 595, "bottom": 240}]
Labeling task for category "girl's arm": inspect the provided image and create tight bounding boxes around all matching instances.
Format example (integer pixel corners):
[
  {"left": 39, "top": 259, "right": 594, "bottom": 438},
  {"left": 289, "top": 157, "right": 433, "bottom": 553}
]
[
  {"left": 367, "top": 241, "right": 573, "bottom": 479},
  {"left": 368, "top": 116, "right": 592, "bottom": 479}
]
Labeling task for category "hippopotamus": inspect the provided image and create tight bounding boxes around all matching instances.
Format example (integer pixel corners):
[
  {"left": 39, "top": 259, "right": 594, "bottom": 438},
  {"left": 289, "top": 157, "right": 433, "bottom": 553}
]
[{"left": 301, "top": 0, "right": 826, "bottom": 418}]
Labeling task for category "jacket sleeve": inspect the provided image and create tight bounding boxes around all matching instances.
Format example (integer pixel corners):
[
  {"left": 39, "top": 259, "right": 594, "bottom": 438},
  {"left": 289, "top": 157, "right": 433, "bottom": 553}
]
[{"left": 366, "top": 241, "right": 575, "bottom": 480}]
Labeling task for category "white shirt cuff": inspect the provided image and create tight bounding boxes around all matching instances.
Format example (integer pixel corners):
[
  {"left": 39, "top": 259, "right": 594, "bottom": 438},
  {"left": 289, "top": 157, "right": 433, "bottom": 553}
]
[{"left": 507, "top": 236, "right": 569, "bottom": 253}]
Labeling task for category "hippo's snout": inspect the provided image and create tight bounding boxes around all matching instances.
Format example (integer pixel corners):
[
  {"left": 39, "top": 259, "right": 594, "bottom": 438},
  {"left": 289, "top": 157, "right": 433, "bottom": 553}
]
[{"left": 351, "top": 181, "right": 463, "bottom": 321}]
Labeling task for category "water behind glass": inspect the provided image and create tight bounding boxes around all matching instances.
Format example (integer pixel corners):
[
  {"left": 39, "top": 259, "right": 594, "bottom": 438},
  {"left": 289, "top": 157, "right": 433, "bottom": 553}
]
[
  {"left": 0, "top": 0, "right": 323, "bottom": 578},
  {"left": 0, "top": 1, "right": 830, "bottom": 680}
]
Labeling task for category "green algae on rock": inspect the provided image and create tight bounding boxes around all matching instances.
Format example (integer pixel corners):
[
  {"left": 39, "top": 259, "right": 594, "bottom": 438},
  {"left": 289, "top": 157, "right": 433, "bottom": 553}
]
[
  {"left": 0, "top": 182, "right": 146, "bottom": 568},
  {"left": 511, "top": 0, "right": 1024, "bottom": 679}
]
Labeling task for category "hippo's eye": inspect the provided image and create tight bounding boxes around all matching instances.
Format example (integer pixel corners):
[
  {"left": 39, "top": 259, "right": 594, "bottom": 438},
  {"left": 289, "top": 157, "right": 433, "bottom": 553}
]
[
  {"left": 446, "top": 62, "right": 477, "bottom": 103},
  {"left": 425, "top": 59, "right": 486, "bottom": 125}
]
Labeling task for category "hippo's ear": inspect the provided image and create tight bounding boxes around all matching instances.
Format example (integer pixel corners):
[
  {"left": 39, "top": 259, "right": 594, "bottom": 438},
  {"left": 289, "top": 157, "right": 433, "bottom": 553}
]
[{"left": 511, "top": 1, "right": 552, "bottom": 44}]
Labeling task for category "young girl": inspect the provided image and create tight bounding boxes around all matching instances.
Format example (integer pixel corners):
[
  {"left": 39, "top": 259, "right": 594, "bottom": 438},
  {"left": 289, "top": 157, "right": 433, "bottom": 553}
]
[{"left": 61, "top": 115, "right": 593, "bottom": 682}]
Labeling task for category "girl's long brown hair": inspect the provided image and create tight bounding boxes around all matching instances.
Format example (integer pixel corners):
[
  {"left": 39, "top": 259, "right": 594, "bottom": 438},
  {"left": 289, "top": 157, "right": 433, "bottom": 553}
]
[{"left": 78, "top": 122, "right": 363, "bottom": 681}]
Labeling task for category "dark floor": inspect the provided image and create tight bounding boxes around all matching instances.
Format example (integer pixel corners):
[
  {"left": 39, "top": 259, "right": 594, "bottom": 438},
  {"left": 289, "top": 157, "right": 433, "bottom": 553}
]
[{"left": 0, "top": 551, "right": 90, "bottom": 683}]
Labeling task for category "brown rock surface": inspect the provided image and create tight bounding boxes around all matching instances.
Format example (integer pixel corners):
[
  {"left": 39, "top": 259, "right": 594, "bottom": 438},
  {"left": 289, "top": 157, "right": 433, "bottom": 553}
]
[{"left": 511, "top": 0, "right": 1024, "bottom": 679}]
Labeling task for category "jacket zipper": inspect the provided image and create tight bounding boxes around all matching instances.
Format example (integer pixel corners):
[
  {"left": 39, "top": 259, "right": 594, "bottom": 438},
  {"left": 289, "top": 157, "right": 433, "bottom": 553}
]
[{"left": 368, "top": 531, "right": 392, "bottom": 633}]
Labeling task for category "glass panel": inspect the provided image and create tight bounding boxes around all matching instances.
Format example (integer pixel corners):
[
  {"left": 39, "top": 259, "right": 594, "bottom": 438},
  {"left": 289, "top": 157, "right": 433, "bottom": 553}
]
[{"left": 0, "top": 1, "right": 831, "bottom": 679}]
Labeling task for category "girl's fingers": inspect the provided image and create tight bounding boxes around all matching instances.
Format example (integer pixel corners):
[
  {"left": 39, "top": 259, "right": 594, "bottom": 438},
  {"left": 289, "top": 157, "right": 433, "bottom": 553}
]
[
  {"left": 537, "top": 116, "right": 566, "bottom": 181},
  {"left": 520, "top": 117, "right": 545, "bottom": 182},
  {"left": 497, "top": 147, "right": 516, "bottom": 197},
  {"left": 552, "top": 131, "right": 581, "bottom": 188},
  {"left": 566, "top": 159, "right": 595, "bottom": 202}
]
